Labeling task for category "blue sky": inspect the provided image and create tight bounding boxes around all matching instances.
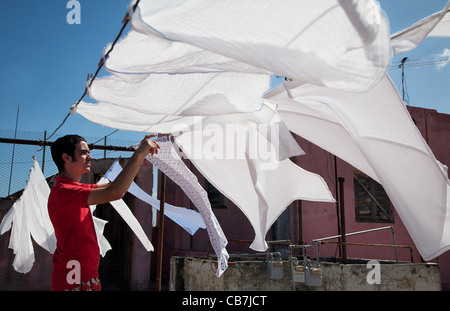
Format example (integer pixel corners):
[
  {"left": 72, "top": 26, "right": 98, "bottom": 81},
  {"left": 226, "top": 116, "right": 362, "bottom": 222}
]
[{"left": 0, "top": 0, "right": 449, "bottom": 145}]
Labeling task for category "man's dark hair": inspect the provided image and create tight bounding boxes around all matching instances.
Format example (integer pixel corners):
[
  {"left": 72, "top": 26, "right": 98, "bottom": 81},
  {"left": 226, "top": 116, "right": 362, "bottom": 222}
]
[{"left": 51, "top": 134, "right": 87, "bottom": 172}]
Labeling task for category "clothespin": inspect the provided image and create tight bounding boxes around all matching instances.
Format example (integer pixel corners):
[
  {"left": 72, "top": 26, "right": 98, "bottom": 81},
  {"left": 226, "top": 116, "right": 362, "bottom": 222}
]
[{"left": 122, "top": 12, "right": 129, "bottom": 24}]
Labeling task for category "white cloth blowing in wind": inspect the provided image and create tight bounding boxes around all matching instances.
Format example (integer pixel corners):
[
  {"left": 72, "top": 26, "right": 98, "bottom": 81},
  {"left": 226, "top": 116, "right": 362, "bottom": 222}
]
[
  {"left": 390, "top": 0, "right": 450, "bottom": 55},
  {"left": 0, "top": 159, "right": 55, "bottom": 273},
  {"left": 265, "top": 75, "right": 450, "bottom": 261}
]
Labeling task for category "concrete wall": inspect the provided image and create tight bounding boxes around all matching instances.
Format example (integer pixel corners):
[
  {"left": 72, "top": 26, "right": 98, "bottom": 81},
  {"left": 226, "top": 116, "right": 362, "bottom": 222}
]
[{"left": 170, "top": 257, "right": 441, "bottom": 291}]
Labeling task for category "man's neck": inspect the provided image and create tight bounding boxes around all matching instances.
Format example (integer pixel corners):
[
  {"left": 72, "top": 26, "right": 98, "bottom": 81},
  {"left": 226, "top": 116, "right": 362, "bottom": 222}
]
[{"left": 59, "top": 170, "right": 83, "bottom": 183}]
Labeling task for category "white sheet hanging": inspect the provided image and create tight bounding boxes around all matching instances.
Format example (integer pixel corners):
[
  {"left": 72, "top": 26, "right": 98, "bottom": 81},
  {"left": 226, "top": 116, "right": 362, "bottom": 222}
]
[
  {"left": 172, "top": 106, "right": 335, "bottom": 251},
  {"left": 76, "top": 0, "right": 393, "bottom": 133},
  {"left": 0, "top": 160, "right": 141, "bottom": 273},
  {"left": 77, "top": 95, "right": 332, "bottom": 255},
  {"left": 91, "top": 214, "right": 112, "bottom": 257},
  {"left": 95, "top": 177, "right": 154, "bottom": 252},
  {"left": 429, "top": 10, "right": 450, "bottom": 37},
  {"left": 128, "top": 0, "right": 391, "bottom": 92},
  {"left": 391, "top": 0, "right": 450, "bottom": 55},
  {"left": 265, "top": 75, "right": 450, "bottom": 261},
  {"left": 103, "top": 29, "right": 267, "bottom": 77},
  {"left": 88, "top": 71, "right": 270, "bottom": 117},
  {"left": 0, "top": 159, "right": 55, "bottom": 273}
]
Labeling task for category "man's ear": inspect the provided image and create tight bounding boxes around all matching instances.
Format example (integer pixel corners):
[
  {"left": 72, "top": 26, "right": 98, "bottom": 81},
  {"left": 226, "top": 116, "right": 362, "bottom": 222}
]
[{"left": 62, "top": 153, "right": 72, "bottom": 165}]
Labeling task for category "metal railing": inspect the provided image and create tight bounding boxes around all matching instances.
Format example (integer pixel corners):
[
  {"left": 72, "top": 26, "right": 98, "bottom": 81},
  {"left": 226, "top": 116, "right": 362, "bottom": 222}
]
[{"left": 311, "top": 226, "right": 414, "bottom": 263}]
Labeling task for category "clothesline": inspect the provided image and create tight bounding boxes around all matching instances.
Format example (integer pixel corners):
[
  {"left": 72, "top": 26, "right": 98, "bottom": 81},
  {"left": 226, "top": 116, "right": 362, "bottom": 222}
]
[
  {"left": 0, "top": 137, "right": 133, "bottom": 152},
  {"left": 389, "top": 59, "right": 450, "bottom": 70}
]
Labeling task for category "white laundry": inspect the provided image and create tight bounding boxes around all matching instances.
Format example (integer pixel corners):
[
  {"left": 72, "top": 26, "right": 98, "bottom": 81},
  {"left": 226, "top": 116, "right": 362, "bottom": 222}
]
[
  {"left": 265, "top": 74, "right": 450, "bottom": 261},
  {"left": 103, "top": 29, "right": 267, "bottom": 77},
  {"left": 78, "top": 86, "right": 334, "bottom": 258},
  {"left": 0, "top": 158, "right": 55, "bottom": 273},
  {"left": 128, "top": 0, "right": 391, "bottom": 92},
  {"left": 0, "top": 160, "right": 125, "bottom": 273},
  {"left": 95, "top": 177, "right": 154, "bottom": 252},
  {"left": 76, "top": 0, "right": 392, "bottom": 131},
  {"left": 104, "top": 160, "right": 206, "bottom": 236},
  {"left": 88, "top": 70, "right": 270, "bottom": 117},
  {"left": 91, "top": 213, "right": 112, "bottom": 257},
  {"left": 138, "top": 140, "right": 229, "bottom": 277},
  {"left": 391, "top": 0, "right": 450, "bottom": 55},
  {"left": 174, "top": 116, "right": 335, "bottom": 252},
  {"left": 429, "top": 9, "right": 450, "bottom": 37},
  {"left": 72, "top": 0, "right": 448, "bottom": 267}
]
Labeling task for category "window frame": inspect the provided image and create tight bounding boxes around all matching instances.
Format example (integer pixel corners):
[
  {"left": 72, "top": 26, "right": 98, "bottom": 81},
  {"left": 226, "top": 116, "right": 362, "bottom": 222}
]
[
  {"left": 354, "top": 172, "right": 394, "bottom": 223},
  {"left": 205, "top": 180, "right": 226, "bottom": 209}
]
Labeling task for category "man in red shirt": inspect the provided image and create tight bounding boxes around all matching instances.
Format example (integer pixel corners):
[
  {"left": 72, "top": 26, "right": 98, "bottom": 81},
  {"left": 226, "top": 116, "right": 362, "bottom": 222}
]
[{"left": 48, "top": 134, "right": 159, "bottom": 291}]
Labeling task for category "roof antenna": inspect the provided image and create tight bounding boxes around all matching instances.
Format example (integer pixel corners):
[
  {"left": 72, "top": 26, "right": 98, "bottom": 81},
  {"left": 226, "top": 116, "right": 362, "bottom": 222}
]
[{"left": 400, "top": 57, "right": 408, "bottom": 103}]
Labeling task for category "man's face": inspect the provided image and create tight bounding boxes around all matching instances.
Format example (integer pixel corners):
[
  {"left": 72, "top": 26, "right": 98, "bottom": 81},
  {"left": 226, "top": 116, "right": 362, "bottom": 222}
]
[{"left": 67, "top": 141, "right": 93, "bottom": 174}]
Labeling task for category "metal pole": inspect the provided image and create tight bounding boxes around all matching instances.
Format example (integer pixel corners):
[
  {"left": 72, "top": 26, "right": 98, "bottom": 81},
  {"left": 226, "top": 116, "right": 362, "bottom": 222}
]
[
  {"left": 313, "top": 226, "right": 395, "bottom": 242},
  {"left": 297, "top": 200, "right": 303, "bottom": 245},
  {"left": 391, "top": 226, "right": 399, "bottom": 262},
  {"left": 334, "top": 156, "right": 341, "bottom": 257},
  {"left": 155, "top": 172, "right": 166, "bottom": 291},
  {"left": 8, "top": 105, "right": 20, "bottom": 196},
  {"left": 338, "top": 177, "right": 347, "bottom": 264},
  {"left": 42, "top": 130, "right": 47, "bottom": 174},
  {"left": 104, "top": 136, "right": 107, "bottom": 158},
  {"left": 400, "top": 57, "right": 408, "bottom": 102}
]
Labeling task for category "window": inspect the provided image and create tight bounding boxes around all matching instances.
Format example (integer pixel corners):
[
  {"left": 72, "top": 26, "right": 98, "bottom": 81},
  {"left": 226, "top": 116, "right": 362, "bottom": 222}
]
[
  {"left": 354, "top": 173, "right": 394, "bottom": 223},
  {"left": 206, "top": 180, "right": 226, "bottom": 208}
]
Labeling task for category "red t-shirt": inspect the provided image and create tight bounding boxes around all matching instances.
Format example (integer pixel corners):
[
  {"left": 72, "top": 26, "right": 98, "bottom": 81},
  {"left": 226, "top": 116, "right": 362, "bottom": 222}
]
[{"left": 48, "top": 177, "right": 100, "bottom": 291}]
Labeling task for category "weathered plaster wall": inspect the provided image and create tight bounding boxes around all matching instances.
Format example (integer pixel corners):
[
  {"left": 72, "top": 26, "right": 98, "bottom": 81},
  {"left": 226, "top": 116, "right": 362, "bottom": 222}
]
[{"left": 170, "top": 257, "right": 441, "bottom": 291}]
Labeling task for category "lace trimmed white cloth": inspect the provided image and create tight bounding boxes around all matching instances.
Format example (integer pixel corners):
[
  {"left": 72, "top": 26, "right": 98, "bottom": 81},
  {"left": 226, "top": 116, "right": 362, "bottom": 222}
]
[
  {"left": 135, "top": 139, "right": 229, "bottom": 277},
  {"left": 104, "top": 160, "right": 207, "bottom": 236}
]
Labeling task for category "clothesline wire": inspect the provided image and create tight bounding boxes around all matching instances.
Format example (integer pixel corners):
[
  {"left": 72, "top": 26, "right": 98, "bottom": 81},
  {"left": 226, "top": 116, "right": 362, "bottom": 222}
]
[
  {"left": 46, "top": 0, "right": 141, "bottom": 142},
  {"left": 90, "top": 129, "right": 119, "bottom": 145},
  {"left": 389, "top": 59, "right": 450, "bottom": 70}
]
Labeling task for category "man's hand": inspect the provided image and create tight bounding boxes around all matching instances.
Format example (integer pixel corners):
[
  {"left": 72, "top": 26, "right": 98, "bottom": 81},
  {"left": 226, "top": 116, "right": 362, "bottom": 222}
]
[
  {"left": 136, "top": 134, "right": 160, "bottom": 156},
  {"left": 87, "top": 134, "right": 160, "bottom": 206}
]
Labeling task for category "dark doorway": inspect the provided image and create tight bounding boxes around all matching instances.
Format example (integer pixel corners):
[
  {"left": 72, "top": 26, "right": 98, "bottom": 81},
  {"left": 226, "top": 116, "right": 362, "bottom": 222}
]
[{"left": 93, "top": 192, "right": 134, "bottom": 290}]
